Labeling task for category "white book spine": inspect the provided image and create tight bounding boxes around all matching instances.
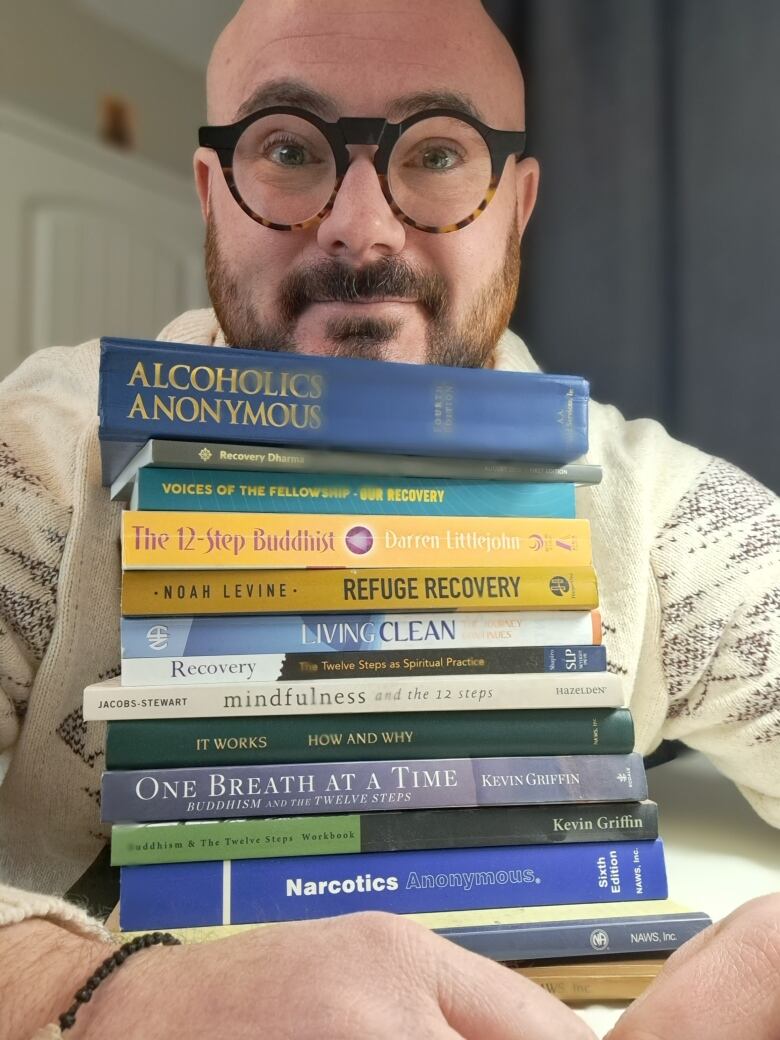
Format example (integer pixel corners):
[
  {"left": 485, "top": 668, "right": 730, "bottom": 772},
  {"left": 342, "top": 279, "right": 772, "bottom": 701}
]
[
  {"left": 122, "top": 654, "right": 286, "bottom": 686},
  {"left": 83, "top": 673, "right": 626, "bottom": 721},
  {"left": 121, "top": 610, "right": 599, "bottom": 659}
]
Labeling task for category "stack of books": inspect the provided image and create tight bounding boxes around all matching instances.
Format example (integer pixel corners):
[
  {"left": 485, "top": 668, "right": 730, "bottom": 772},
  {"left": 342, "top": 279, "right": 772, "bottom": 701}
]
[{"left": 85, "top": 336, "right": 711, "bottom": 1002}]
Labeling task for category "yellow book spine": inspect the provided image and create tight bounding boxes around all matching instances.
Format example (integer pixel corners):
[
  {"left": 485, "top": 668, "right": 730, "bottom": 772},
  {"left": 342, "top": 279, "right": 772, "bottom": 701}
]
[
  {"left": 121, "top": 511, "right": 591, "bottom": 570},
  {"left": 121, "top": 565, "right": 599, "bottom": 616},
  {"left": 110, "top": 901, "right": 686, "bottom": 939}
]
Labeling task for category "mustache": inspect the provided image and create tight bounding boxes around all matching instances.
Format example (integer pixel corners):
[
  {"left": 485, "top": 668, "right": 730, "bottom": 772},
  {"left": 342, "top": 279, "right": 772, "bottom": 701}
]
[{"left": 278, "top": 258, "right": 449, "bottom": 323}]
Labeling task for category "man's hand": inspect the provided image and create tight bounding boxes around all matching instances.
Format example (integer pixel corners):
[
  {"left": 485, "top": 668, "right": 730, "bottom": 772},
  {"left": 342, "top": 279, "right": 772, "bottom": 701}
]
[
  {"left": 609, "top": 892, "right": 780, "bottom": 1040},
  {"left": 69, "top": 911, "right": 596, "bottom": 1040}
]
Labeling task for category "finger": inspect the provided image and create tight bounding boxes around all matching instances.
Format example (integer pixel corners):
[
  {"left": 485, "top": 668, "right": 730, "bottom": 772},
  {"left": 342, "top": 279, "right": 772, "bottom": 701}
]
[
  {"left": 429, "top": 932, "right": 598, "bottom": 1040},
  {"left": 609, "top": 895, "right": 780, "bottom": 1040}
]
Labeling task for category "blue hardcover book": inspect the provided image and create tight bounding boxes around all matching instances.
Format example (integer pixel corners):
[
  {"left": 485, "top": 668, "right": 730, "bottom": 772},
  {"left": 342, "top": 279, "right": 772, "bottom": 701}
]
[
  {"left": 438, "top": 907, "right": 712, "bottom": 961},
  {"left": 118, "top": 839, "right": 668, "bottom": 929},
  {"left": 98, "top": 337, "right": 590, "bottom": 485},
  {"left": 100, "top": 752, "right": 647, "bottom": 823},
  {"left": 129, "top": 468, "right": 577, "bottom": 518}
]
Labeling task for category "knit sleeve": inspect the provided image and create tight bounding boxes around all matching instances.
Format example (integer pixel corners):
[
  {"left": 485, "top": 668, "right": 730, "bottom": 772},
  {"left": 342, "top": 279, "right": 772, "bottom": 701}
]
[
  {"left": 651, "top": 457, "right": 780, "bottom": 826},
  {"left": 0, "top": 882, "right": 111, "bottom": 938},
  {"left": 0, "top": 344, "right": 98, "bottom": 755}
]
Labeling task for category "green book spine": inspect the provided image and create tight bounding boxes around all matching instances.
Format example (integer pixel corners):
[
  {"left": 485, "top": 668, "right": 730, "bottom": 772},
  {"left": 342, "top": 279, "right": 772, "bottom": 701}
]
[
  {"left": 105, "top": 707, "right": 633, "bottom": 770},
  {"left": 111, "top": 800, "right": 659, "bottom": 865}
]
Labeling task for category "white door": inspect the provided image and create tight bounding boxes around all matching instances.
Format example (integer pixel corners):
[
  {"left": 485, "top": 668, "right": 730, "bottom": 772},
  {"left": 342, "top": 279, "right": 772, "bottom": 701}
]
[{"left": 0, "top": 104, "right": 208, "bottom": 382}]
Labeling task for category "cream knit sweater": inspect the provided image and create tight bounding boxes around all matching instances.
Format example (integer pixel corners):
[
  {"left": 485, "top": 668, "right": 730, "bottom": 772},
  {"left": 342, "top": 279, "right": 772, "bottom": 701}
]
[{"left": 0, "top": 309, "right": 778, "bottom": 903}]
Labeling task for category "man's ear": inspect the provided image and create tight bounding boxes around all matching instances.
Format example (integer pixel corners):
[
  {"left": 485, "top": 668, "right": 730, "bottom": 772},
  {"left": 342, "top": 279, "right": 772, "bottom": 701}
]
[
  {"left": 515, "top": 156, "right": 540, "bottom": 238},
  {"left": 193, "top": 147, "right": 214, "bottom": 224}
]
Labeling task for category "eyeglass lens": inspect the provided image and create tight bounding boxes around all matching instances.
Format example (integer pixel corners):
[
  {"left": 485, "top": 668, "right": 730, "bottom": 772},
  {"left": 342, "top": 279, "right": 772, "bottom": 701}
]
[{"left": 232, "top": 114, "right": 493, "bottom": 227}]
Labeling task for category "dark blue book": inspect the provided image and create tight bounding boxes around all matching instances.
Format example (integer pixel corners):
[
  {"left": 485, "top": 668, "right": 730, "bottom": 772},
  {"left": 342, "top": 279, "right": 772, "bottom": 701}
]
[
  {"left": 439, "top": 905, "right": 712, "bottom": 961},
  {"left": 118, "top": 839, "right": 668, "bottom": 929},
  {"left": 98, "top": 337, "right": 590, "bottom": 486},
  {"left": 100, "top": 752, "right": 647, "bottom": 823}
]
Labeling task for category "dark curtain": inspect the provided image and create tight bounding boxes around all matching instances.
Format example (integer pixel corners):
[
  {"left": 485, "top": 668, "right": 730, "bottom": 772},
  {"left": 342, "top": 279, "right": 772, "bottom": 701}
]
[{"left": 485, "top": 0, "right": 780, "bottom": 491}]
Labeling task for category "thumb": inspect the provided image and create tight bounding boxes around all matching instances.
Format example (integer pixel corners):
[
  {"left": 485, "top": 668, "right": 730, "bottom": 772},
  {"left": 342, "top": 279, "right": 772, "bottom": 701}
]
[
  {"left": 609, "top": 894, "right": 780, "bottom": 1040},
  {"left": 431, "top": 934, "right": 598, "bottom": 1040}
]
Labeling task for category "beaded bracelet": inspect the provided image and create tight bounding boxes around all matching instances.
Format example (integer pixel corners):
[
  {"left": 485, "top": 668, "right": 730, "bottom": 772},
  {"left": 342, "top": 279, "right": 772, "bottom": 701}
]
[{"left": 58, "top": 931, "right": 181, "bottom": 1032}]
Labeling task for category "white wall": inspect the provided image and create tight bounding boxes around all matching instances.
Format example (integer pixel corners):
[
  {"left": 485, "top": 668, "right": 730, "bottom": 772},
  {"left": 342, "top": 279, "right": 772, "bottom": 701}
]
[
  {"left": 0, "top": 0, "right": 207, "bottom": 178},
  {"left": 0, "top": 2, "right": 214, "bottom": 377}
]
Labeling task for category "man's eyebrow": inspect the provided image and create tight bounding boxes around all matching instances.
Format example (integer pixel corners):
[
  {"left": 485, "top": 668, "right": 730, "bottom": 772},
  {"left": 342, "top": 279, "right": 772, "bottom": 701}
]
[
  {"left": 232, "top": 79, "right": 340, "bottom": 122},
  {"left": 385, "top": 90, "right": 485, "bottom": 123},
  {"left": 230, "top": 82, "right": 484, "bottom": 126}
]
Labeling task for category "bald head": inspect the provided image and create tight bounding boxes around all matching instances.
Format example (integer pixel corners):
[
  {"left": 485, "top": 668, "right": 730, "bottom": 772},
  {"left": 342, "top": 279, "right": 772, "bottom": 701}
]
[
  {"left": 196, "top": 0, "right": 539, "bottom": 368},
  {"left": 206, "top": 0, "right": 525, "bottom": 129}
]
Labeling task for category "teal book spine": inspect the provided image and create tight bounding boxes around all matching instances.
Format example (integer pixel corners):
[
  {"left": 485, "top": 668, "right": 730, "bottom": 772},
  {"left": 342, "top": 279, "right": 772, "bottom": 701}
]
[
  {"left": 105, "top": 707, "right": 634, "bottom": 769},
  {"left": 108, "top": 438, "right": 603, "bottom": 504},
  {"left": 131, "top": 468, "right": 576, "bottom": 517}
]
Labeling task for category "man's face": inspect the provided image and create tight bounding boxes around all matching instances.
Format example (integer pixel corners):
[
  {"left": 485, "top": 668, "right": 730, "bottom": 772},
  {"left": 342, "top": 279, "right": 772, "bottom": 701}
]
[{"left": 195, "top": 0, "right": 539, "bottom": 366}]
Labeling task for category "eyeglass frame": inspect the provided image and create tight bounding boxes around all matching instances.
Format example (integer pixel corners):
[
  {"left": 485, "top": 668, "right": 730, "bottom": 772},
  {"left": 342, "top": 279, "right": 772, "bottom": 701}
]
[{"left": 198, "top": 106, "right": 527, "bottom": 234}]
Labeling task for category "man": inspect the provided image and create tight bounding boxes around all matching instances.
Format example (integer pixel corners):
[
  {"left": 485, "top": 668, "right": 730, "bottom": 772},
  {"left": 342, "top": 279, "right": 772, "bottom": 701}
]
[{"left": 0, "top": 1, "right": 777, "bottom": 1036}]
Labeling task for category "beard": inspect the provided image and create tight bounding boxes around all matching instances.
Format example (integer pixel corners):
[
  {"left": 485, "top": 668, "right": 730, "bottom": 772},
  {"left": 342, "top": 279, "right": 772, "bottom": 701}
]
[{"left": 205, "top": 218, "right": 520, "bottom": 368}]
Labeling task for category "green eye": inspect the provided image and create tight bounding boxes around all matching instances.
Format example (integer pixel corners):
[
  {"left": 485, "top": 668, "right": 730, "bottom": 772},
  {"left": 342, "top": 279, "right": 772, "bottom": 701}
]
[
  {"left": 422, "top": 147, "right": 459, "bottom": 171},
  {"left": 271, "top": 143, "right": 308, "bottom": 166}
]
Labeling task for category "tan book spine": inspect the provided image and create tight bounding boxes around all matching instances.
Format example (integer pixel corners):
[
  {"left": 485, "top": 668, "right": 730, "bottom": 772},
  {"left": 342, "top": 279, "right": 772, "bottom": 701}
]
[
  {"left": 110, "top": 899, "right": 686, "bottom": 939},
  {"left": 513, "top": 958, "right": 666, "bottom": 1003}
]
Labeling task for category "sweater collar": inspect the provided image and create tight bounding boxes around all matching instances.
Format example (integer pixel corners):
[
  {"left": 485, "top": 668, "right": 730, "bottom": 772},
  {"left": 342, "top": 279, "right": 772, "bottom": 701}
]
[{"left": 156, "top": 308, "right": 539, "bottom": 374}]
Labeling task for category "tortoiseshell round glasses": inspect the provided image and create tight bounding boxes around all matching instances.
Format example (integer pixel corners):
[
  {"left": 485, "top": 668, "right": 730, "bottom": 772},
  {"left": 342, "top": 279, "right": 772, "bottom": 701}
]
[{"left": 199, "top": 107, "right": 526, "bottom": 234}]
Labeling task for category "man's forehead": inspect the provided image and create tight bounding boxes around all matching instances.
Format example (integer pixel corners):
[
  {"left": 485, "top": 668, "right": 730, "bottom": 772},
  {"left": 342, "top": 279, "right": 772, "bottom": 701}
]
[{"left": 208, "top": 1, "right": 524, "bottom": 128}]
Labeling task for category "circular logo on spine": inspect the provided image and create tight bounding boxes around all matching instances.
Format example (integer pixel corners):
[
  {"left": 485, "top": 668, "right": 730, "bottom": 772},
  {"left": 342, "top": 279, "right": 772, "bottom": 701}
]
[
  {"left": 345, "top": 525, "right": 374, "bottom": 555},
  {"left": 549, "top": 576, "right": 570, "bottom": 597},
  {"left": 145, "top": 625, "right": 169, "bottom": 651},
  {"left": 589, "top": 928, "right": 610, "bottom": 952}
]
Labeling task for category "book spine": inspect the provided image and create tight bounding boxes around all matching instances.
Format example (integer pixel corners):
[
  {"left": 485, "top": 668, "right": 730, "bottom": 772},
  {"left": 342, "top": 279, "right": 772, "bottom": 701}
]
[
  {"left": 100, "top": 751, "right": 646, "bottom": 822},
  {"left": 85, "top": 670, "right": 627, "bottom": 721},
  {"left": 438, "top": 911, "right": 712, "bottom": 961},
  {"left": 509, "top": 964, "right": 663, "bottom": 1003},
  {"left": 99, "top": 337, "right": 589, "bottom": 486},
  {"left": 120, "top": 610, "right": 603, "bottom": 659},
  {"left": 121, "top": 644, "right": 608, "bottom": 687},
  {"left": 110, "top": 438, "right": 603, "bottom": 502},
  {"left": 110, "top": 799, "right": 658, "bottom": 865},
  {"left": 115, "top": 898, "right": 695, "bottom": 941},
  {"left": 104, "top": 706, "right": 633, "bottom": 769},
  {"left": 121, "top": 512, "right": 592, "bottom": 571},
  {"left": 117, "top": 839, "right": 667, "bottom": 929},
  {"left": 133, "top": 469, "right": 577, "bottom": 518},
  {"left": 121, "top": 566, "right": 599, "bottom": 616}
]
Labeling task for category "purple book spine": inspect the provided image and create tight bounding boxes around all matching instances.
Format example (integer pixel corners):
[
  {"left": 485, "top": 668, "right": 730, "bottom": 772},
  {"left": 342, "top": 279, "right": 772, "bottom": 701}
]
[{"left": 101, "top": 752, "right": 646, "bottom": 823}]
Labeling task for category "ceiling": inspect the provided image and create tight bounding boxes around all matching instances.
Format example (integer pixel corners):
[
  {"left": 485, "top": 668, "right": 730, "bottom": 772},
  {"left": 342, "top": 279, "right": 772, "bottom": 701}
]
[{"left": 74, "top": 0, "right": 243, "bottom": 70}]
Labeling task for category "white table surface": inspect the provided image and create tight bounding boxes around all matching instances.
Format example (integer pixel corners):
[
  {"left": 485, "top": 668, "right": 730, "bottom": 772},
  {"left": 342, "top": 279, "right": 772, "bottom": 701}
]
[{"left": 576, "top": 750, "right": 780, "bottom": 1036}]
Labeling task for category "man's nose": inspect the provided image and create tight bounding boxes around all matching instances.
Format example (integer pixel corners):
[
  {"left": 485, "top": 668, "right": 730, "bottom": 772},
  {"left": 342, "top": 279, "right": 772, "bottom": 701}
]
[{"left": 316, "top": 152, "right": 406, "bottom": 263}]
